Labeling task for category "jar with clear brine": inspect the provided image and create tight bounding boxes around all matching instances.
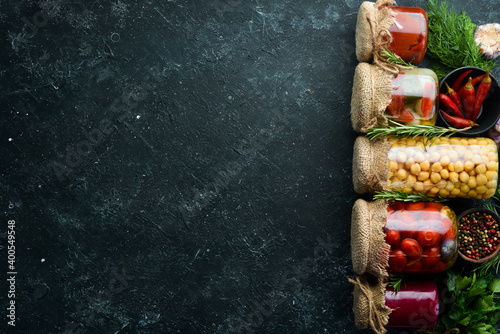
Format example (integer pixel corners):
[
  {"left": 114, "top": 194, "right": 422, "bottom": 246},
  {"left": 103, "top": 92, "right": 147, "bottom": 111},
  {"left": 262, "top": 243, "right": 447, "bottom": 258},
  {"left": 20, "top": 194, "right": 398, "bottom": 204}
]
[
  {"left": 353, "top": 136, "right": 499, "bottom": 199},
  {"left": 351, "top": 276, "right": 439, "bottom": 332},
  {"left": 356, "top": 1, "right": 428, "bottom": 64},
  {"left": 351, "top": 64, "right": 439, "bottom": 132},
  {"left": 351, "top": 199, "right": 457, "bottom": 276}
]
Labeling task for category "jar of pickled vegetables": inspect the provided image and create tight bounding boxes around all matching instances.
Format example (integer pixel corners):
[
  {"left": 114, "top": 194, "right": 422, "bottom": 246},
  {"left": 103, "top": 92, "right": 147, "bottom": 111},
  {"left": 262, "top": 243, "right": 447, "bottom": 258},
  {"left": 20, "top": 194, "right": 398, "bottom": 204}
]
[
  {"left": 351, "top": 64, "right": 439, "bottom": 132},
  {"left": 351, "top": 276, "right": 439, "bottom": 332},
  {"left": 353, "top": 136, "right": 499, "bottom": 199},
  {"left": 351, "top": 199, "right": 457, "bottom": 276},
  {"left": 356, "top": 1, "right": 428, "bottom": 64}
]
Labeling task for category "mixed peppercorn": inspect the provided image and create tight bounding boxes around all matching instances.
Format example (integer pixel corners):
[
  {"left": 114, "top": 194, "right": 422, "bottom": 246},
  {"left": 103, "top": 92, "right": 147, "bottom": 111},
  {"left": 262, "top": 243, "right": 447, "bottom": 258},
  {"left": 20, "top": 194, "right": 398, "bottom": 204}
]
[{"left": 458, "top": 211, "right": 499, "bottom": 259}]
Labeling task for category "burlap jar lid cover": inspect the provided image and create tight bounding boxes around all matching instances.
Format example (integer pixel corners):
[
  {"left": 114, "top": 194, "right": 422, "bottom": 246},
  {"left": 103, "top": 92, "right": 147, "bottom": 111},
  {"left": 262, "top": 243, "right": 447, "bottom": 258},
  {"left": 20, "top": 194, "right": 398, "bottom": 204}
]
[
  {"left": 350, "top": 63, "right": 393, "bottom": 133},
  {"left": 356, "top": 0, "right": 402, "bottom": 72},
  {"left": 351, "top": 199, "right": 390, "bottom": 277},
  {"left": 348, "top": 275, "right": 392, "bottom": 334},
  {"left": 352, "top": 136, "right": 391, "bottom": 194}
]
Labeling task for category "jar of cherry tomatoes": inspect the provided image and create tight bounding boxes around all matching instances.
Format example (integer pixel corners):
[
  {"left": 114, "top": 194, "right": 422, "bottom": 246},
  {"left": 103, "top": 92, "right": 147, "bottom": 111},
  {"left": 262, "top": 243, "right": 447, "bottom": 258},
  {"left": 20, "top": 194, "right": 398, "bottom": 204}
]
[
  {"left": 351, "top": 276, "right": 439, "bottom": 332},
  {"left": 353, "top": 136, "right": 499, "bottom": 199},
  {"left": 351, "top": 199, "right": 458, "bottom": 276},
  {"left": 356, "top": 0, "right": 428, "bottom": 64},
  {"left": 351, "top": 64, "right": 439, "bottom": 132}
]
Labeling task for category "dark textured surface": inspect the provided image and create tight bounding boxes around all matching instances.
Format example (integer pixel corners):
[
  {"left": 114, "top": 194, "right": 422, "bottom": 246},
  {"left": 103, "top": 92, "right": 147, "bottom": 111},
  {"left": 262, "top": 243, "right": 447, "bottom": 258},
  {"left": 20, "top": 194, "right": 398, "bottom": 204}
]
[{"left": 1, "top": 0, "right": 499, "bottom": 333}]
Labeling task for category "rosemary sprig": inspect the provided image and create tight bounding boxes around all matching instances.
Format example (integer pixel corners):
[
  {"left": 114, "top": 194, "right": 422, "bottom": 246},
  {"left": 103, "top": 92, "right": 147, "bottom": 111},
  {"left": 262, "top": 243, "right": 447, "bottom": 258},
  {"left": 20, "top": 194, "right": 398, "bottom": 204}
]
[
  {"left": 366, "top": 121, "right": 467, "bottom": 149},
  {"left": 387, "top": 274, "right": 405, "bottom": 293},
  {"left": 373, "top": 191, "right": 446, "bottom": 203},
  {"left": 474, "top": 251, "right": 500, "bottom": 276},
  {"left": 381, "top": 47, "right": 415, "bottom": 68}
]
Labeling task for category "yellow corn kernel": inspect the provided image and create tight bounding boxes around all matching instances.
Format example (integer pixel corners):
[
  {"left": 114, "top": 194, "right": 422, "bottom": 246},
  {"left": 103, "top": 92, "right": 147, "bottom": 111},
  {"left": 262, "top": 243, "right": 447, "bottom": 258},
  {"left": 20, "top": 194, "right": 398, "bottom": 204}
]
[
  {"left": 445, "top": 182, "right": 455, "bottom": 192},
  {"left": 449, "top": 138, "right": 460, "bottom": 145},
  {"left": 428, "top": 187, "right": 440, "bottom": 195},
  {"left": 453, "top": 161, "right": 464, "bottom": 173},
  {"left": 460, "top": 184, "right": 470, "bottom": 193},
  {"left": 486, "top": 188, "right": 497, "bottom": 198},
  {"left": 449, "top": 172, "right": 459, "bottom": 183},
  {"left": 450, "top": 188, "right": 461, "bottom": 196},
  {"left": 439, "top": 189, "right": 450, "bottom": 197},
  {"left": 469, "top": 138, "right": 478, "bottom": 145}
]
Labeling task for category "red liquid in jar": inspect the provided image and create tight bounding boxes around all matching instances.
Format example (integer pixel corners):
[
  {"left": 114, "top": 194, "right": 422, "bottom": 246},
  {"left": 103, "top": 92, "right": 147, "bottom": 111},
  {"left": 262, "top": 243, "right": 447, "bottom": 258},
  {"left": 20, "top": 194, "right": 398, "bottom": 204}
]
[
  {"left": 385, "top": 6, "right": 428, "bottom": 64},
  {"left": 385, "top": 280, "right": 439, "bottom": 329}
]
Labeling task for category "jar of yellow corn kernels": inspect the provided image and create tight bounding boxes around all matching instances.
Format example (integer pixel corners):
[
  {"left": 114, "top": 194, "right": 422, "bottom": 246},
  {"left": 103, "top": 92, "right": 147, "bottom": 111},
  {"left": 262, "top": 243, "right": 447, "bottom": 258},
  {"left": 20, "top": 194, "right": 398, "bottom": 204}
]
[{"left": 353, "top": 136, "right": 499, "bottom": 199}]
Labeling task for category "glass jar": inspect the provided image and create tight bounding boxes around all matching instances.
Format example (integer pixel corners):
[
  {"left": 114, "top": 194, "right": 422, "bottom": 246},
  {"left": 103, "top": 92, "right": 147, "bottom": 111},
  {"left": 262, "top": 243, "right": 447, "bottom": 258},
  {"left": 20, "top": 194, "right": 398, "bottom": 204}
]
[
  {"left": 386, "top": 201, "right": 457, "bottom": 273},
  {"left": 355, "top": 2, "right": 428, "bottom": 65},
  {"left": 351, "top": 199, "right": 457, "bottom": 276},
  {"left": 384, "top": 6, "right": 428, "bottom": 65},
  {"left": 351, "top": 64, "right": 439, "bottom": 132},
  {"left": 386, "top": 68, "right": 438, "bottom": 125},
  {"left": 352, "top": 276, "right": 438, "bottom": 332},
  {"left": 385, "top": 280, "right": 439, "bottom": 329},
  {"left": 353, "top": 136, "right": 499, "bottom": 199}
]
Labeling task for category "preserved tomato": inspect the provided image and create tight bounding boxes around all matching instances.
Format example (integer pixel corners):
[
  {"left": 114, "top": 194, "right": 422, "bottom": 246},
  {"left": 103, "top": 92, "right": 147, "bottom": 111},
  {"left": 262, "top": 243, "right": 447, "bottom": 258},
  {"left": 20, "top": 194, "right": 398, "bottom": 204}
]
[
  {"left": 383, "top": 6, "right": 428, "bottom": 64},
  {"left": 385, "top": 201, "right": 458, "bottom": 274},
  {"left": 385, "top": 280, "right": 439, "bottom": 329}
]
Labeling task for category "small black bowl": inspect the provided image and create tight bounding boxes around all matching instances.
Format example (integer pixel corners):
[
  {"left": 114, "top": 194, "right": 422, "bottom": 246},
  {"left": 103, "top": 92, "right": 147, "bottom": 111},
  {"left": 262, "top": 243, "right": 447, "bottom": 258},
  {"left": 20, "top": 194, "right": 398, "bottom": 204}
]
[
  {"left": 438, "top": 67, "right": 500, "bottom": 136},
  {"left": 456, "top": 207, "right": 500, "bottom": 264}
]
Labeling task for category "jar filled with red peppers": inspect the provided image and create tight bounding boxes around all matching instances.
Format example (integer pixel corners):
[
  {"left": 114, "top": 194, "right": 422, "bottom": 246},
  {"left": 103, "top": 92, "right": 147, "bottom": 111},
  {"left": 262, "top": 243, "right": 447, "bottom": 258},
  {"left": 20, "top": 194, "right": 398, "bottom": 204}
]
[
  {"left": 351, "top": 199, "right": 458, "bottom": 276},
  {"left": 351, "top": 64, "right": 439, "bottom": 132},
  {"left": 352, "top": 277, "right": 439, "bottom": 332},
  {"left": 356, "top": 1, "right": 428, "bottom": 65}
]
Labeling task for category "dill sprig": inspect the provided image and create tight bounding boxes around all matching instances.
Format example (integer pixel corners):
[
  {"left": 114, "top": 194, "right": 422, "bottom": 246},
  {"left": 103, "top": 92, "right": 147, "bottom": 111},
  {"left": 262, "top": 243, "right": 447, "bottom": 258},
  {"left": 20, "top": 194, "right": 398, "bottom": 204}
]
[
  {"left": 387, "top": 274, "right": 405, "bottom": 293},
  {"left": 381, "top": 47, "right": 415, "bottom": 68},
  {"left": 426, "top": 0, "right": 497, "bottom": 80},
  {"left": 373, "top": 191, "right": 446, "bottom": 203},
  {"left": 366, "top": 120, "right": 465, "bottom": 148}
]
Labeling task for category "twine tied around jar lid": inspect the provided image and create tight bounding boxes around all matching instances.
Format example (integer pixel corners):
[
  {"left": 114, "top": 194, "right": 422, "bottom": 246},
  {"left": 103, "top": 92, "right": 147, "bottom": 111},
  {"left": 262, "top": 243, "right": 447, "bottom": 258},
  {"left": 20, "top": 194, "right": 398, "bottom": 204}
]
[
  {"left": 350, "top": 63, "right": 394, "bottom": 133},
  {"left": 348, "top": 275, "right": 392, "bottom": 334},
  {"left": 356, "top": 0, "right": 414, "bottom": 74},
  {"left": 351, "top": 199, "right": 390, "bottom": 277}
]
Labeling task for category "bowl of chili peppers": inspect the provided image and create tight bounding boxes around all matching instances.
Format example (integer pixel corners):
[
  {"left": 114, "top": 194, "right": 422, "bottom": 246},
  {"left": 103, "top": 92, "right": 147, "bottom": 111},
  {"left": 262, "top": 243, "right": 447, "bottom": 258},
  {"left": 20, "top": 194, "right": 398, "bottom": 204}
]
[
  {"left": 457, "top": 207, "right": 500, "bottom": 263},
  {"left": 438, "top": 66, "right": 500, "bottom": 136}
]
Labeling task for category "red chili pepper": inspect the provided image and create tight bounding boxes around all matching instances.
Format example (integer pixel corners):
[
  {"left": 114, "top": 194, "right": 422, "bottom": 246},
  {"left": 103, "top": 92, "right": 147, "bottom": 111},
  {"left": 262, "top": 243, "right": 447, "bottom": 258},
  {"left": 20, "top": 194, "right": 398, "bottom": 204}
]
[
  {"left": 462, "top": 77, "right": 476, "bottom": 119},
  {"left": 420, "top": 81, "right": 435, "bottom": 119},
  {"left": 458, "top": 74, "right": 486, "bottom": 96},
  {"left": 440, "top": 109, "right": 478, "bottom": 128},
  {"left": 439, "top": 93, "right": 463, "bottom": 118},
  {"left": 394, "top": 108, "right": 415, "bottom": 122},
  {"left": 444, "top": 82, "right": 464, "bottom": 114},
  {"left": 451, "top": 69, "right": 473, "bottom": 92},
  {"left": 387, "top": 85, "right": 405, "bottom": 119},
  {"left": 472, "top": 70, "right": 492, "bottom": 122}
]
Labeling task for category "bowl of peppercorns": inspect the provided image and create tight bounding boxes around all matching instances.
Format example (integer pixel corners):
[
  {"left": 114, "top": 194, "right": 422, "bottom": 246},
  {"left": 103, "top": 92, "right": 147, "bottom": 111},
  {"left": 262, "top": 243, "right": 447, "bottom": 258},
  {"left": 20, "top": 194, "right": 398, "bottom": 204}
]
[{"left": 457, "top": 207, "right": 500, "bottom": 263}]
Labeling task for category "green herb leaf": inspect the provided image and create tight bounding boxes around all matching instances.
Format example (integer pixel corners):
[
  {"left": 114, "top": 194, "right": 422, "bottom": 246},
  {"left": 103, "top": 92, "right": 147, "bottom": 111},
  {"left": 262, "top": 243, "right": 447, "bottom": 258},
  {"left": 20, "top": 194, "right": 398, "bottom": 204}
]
[
  {"left": 373, "top": 190, "right": 446, "bottom": 203},
  {"left": 366, "top": 121, "right": 469, "bottom": 150},
  {"left": 381, "top": 47, "right": 415, "bottom": 68},
  {"left": 488, "top": 278, "right": 500, "bottom": 293},
  {"left": 426, "top": 0, "right": 497, "bottom": 80},
  {"left": 388, "top": 274, "right": 404, "bottom": 293}
]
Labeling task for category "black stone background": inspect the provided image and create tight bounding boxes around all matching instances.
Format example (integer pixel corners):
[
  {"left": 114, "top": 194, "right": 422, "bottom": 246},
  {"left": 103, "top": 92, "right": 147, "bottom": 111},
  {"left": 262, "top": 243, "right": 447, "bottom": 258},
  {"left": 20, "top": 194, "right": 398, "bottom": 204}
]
[{"left": 1, "top": 0, "right": 499, "bottom": 333}]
